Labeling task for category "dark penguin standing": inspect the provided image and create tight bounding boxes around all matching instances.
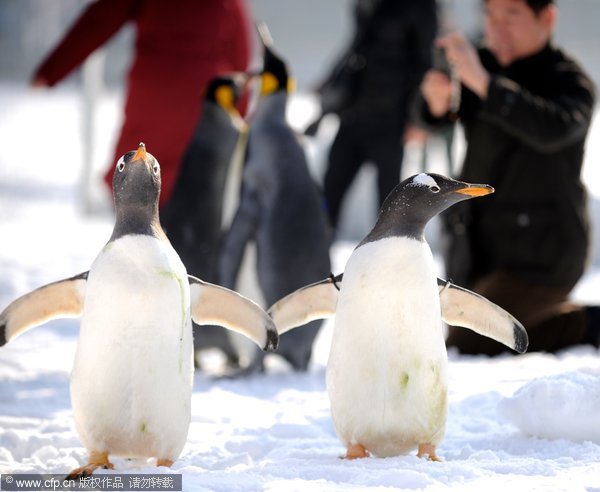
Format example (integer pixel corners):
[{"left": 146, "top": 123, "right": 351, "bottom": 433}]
[
  {"left": 162, "top": 75, "right": 246, "bottom": 282},
  {"left": 0, "top": 144, "right": 277, "bottom": 477},
  {"left": 269, "top": 173, "right": 528, "bottom": 460},
  {"left": 161, "top": 75, "right": 249, "bottom": 367},
  {"left": 218, "top": 33, "right": 331, "bottom": 372}
]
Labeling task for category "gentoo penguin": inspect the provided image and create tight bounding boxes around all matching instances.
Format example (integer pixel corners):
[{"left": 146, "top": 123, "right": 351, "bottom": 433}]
[
  {"left": 161, "top": 75, "right": 248, "bottom": 368},
  {"left": 268, "top": 173, "right": 528, "bottom": 460},
  {"left": 0, "top": 143, "right": 277, "bottom": 477},
  {"left": 218, "top": 28, "right": 331, "bottom": 373}
]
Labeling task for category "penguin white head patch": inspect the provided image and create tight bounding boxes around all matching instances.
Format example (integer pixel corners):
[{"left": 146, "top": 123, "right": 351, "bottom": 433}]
[{"left": 410, "top": 174, "right": 439, "bottom": 189}]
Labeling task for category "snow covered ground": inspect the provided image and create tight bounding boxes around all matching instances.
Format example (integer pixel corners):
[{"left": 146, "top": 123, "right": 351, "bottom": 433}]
[{"left": 1, "top": 86, "right": 600, "bottom": 491}]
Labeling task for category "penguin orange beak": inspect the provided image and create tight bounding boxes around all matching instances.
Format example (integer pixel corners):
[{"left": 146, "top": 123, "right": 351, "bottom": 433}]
[
  {"left": 133, "top": 142, "right": 147, "bottom": 163},
  {"left": 455, "top": 184, "right": 495, "bottom": 197}
]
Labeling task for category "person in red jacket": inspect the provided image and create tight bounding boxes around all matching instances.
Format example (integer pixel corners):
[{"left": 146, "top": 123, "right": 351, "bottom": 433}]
[{"left": 31, "top": 0, "right": 252, "bottom": 207}]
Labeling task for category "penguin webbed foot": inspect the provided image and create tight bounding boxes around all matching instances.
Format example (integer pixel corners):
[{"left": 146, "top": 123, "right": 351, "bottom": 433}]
[
  {"left": 417, "top": 443, "right": 442, "bottom": 462},
  {"left": 343, "top": 443, "right": 370, "bottom": 459},
  {"left": 66, "top": 452, "right": 114, "bottom": 480}
]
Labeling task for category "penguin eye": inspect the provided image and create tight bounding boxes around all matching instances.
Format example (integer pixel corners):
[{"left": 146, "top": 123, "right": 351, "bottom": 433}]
[
  {"left": 117, "top": 161, "right": 125, "bottom": 172},
  {"left": 152, "top": 163, "right": 160, "bottom": 175},
  {"left": 429, "top": 185, "right": 440, "bottom": 193}
]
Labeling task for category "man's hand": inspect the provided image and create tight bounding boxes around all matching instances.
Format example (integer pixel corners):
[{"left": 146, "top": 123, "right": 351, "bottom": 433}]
[
  {"left": 437, "top": 32, "right": 490, "bottom": 99},
  {"left": 421, "top": 70, "right": 453, "bottom": 117}
]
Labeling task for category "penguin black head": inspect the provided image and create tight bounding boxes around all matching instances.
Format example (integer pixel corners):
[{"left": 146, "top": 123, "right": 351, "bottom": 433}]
[
  {"left": 255, "top": 23, "right": 293, "bottom": 96},
  {"left": 112, "top": 142, "right": 161, "bottom": 207},
  {"left": 362, "top": 173, "right": 494, "bottom": 244},
  {"left": 205, "top": 75, "right": 245, "bottom": 113},
  {"left": 260, "top": 44, "right": 291, "bottom": 96},
  {"left": 111, "top": 142, "right": 163, "bottom": 239}
]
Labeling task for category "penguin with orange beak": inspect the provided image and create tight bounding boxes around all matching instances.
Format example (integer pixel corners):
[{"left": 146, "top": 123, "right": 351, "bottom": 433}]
[
  {"left": 0, "top": 143, "right": 277, "bottom": 477},
  {"left": 268, "top": 173, "right": 527, "bottom": 460}
]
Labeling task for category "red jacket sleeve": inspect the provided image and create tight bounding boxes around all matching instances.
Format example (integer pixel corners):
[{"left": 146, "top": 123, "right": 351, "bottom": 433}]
[{"left": 32, "top": 0, "right": 138, "bottom": 86}]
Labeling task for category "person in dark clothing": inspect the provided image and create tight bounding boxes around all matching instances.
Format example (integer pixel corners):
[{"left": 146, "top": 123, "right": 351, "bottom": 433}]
[
  {"left": 416, "top": 0, "right": 597, "bottom": 354},
  {"left": 311, "top": 0, "right": 438, "bottom": 229}
]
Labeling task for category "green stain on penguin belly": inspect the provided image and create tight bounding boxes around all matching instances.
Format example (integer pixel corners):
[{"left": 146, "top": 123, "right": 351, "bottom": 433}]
[
  {"left": 400, "top": 372, "right": 410, "bottom": 389},
  {"left": 157, "top": 269, "right": 187, "bottom": 373}
]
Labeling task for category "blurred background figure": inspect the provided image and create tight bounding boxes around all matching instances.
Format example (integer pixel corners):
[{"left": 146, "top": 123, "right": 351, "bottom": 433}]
[
  {"left": 306, "top": 0, "right": 438, "bottom": 233},
  {"left": 416, "top": 0, "right": 597, "bottom": 354},
  {"left": 30, "top": 0, "right": 252, "bottom": 208},
  {"left": 159, "top": 74, "right": 249, "bottom": 370},
  {"left": 161, "top": 74, "right": 248, "bottom": 288},
  {"left": 218, "top": 33, "right": 331, "bottom": 374}
]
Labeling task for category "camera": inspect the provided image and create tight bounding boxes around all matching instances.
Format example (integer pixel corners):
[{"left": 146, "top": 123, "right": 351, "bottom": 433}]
[{"left": 432, "top": 46, "right": 451, "bottom": 75}]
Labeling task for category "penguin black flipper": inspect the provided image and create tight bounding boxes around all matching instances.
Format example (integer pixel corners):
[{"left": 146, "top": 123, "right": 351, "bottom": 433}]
[
  {"left": 437, "top": 278, "right": 529, "bottom": 353},
  {"left": 268, "top": 274, "right": 343, "bottom": 335},
  {"left": 0, "top": 272, "right": 88, "bottom": 346},
  {"left": 188, "top": 275, "right": 278, "bottom": 351}
]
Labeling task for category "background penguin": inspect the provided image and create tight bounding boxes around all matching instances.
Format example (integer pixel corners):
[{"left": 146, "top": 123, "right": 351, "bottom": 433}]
[
  {"left": 218, "top": 27, "right": 331, "bottom": 373},
  {"left": 0, "top": 143, "right": 277, "bottom": 477},
  {"left": 161, "top": 74, "right": 249, "bottom": 369},
  {"left": 268, "top": 173, "right": 528, "bottom": 460}
]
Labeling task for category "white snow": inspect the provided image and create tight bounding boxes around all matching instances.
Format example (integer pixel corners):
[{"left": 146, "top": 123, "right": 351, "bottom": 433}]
[
  {"left": 498, "top": 369, "right": 600, "bottom": 444},
  {"left": 1, "top": 86, "right": 600, "bottom": 490}
]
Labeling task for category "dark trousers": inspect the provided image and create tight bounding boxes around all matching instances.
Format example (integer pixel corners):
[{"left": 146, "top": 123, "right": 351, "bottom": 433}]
[
  {"left": 446, "top": 271, "right": 588, "bottom": 355},
  {"left": 323, "top": 123, "right": 403, "bottom": 227}
]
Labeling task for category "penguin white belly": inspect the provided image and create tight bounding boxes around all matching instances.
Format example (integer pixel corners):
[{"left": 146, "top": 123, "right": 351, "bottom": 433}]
[
  {"left": 326, "top": 237, "right": 448, "bottom": 457},
  {"left": 71, "top": 235, "right": 193, "bottom": 460}
]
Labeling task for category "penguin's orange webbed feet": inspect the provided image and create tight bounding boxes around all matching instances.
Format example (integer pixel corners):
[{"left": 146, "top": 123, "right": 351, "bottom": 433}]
[
  {"left": 417, "top": 443, "right": 442, "bottom": 462},
  {"left": 343, "top": 443, "right": 370, "bottom": 459},
  {"left": 66, "top": 451, "right": 113, "bottom": 480}
]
